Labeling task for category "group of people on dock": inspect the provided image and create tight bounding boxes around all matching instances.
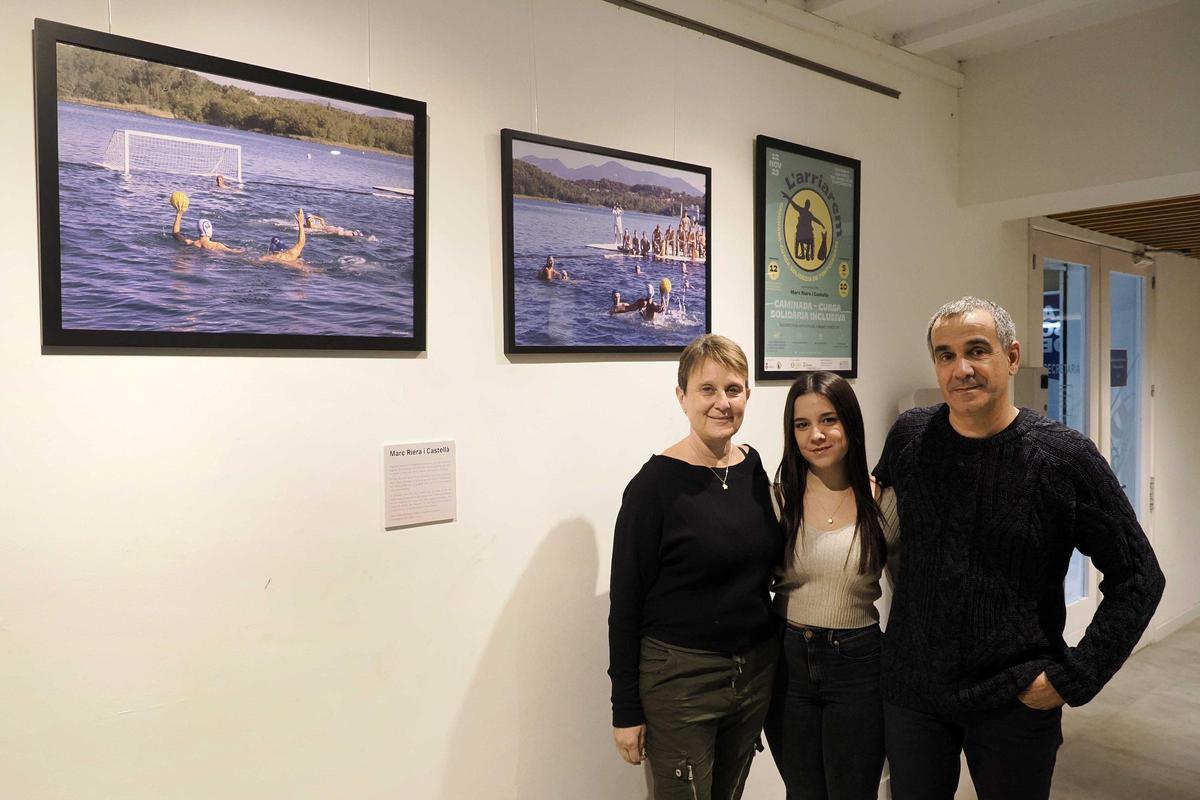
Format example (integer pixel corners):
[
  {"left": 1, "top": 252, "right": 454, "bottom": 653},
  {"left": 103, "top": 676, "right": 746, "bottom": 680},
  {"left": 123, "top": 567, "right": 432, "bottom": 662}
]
[{"left": 614, "top": 205, "right": 707, "bottom": 263}]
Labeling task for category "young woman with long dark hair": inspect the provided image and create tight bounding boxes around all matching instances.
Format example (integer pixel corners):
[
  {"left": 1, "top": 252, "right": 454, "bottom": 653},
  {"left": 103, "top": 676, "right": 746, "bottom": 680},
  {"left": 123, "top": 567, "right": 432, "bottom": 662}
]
[{"left": 764, "top": 371, "right": 899, "bottom": 799}]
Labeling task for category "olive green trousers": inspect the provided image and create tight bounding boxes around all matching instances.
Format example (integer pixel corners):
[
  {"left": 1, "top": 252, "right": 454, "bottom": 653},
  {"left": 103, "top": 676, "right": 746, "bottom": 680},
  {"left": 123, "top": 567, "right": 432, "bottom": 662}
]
[{"left": 639, "top": 635, "right": 777, "bottom": 800}]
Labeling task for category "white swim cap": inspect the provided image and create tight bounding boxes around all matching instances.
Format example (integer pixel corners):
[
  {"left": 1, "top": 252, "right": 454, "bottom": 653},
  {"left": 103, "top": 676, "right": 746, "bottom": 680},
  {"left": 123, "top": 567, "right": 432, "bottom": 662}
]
[{"left": 197, "top": 219, "right": 213, "bottom": 239}]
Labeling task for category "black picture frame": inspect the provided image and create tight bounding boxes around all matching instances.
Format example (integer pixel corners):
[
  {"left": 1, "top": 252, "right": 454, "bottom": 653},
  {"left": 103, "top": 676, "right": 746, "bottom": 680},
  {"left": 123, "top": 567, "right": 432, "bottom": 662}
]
[
  {"left": 34, "top": 19, "right": 427, "bottom": 351},
  {"left": 501, "top": 129, "right": 712, "bottom": 354},
  {"left": 754, "top": 135, "right": 860, "bottom": 380}
]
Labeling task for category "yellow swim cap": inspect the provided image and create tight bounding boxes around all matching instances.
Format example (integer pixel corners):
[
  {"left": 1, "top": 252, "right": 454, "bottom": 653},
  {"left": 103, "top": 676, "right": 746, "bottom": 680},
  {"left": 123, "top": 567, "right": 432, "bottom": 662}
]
[
  {"left": 660, "top": 278, "right": 672, "bottom": 295},
  {"left": 170, "top": 191, "right": 190, "bottom": 212}
]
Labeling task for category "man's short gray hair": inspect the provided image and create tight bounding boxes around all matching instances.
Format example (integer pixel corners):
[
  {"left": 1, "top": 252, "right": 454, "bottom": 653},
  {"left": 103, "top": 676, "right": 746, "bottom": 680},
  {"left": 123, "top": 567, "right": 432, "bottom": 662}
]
[{"left": 926, "top": 296, "right": 1017, "bottom": 355}]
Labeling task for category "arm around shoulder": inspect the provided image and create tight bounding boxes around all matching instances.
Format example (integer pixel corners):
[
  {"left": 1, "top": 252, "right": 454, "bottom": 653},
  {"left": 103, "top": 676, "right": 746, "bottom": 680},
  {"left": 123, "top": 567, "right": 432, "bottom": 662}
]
[{"left": 877, "top": 485, "right": 901, "bottom": 587}]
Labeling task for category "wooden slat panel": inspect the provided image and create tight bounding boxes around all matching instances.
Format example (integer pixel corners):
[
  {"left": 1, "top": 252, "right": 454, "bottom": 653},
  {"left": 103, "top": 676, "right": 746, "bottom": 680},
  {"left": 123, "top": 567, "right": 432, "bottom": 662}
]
[
  {"left": 1047, "top": 194, "right": 1200, "bottom": 261},
  {"left": 1060, "top": 209, "right": 1200, "bottom": 226}
]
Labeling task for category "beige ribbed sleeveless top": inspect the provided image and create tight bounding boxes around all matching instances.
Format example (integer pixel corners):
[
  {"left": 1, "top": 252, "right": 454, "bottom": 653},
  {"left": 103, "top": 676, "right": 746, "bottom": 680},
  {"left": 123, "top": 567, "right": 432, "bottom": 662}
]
[{"left": 772, "top": 487, "right": 901, "bottom": 628}]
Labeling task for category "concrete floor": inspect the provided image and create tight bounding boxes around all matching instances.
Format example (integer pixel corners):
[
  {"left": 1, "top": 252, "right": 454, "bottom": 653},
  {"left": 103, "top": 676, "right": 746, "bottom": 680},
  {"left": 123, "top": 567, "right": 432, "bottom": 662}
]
[{"left": 1049, "top": 616, "right": 1200, "bottom": 799}]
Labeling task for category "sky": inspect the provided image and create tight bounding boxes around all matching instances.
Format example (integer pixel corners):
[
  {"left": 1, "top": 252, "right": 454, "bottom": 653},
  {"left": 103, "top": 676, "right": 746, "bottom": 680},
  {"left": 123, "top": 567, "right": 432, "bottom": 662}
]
[{"left": 513, "top": 140, "right": 706, "bottom": 195}]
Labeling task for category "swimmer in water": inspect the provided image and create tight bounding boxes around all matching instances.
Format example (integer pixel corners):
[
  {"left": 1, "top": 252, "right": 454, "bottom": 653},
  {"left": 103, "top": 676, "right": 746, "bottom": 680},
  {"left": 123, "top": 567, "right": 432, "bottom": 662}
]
[
  {"left": 640, "top": 283, "right": 660, "bottom": 322},
  {"left": 172, "top": 209, "right": 239, "bottom": 252},
  {"left": 304, "top": 213, "right": 374, "bottom": 240},
  {"left": 259, "top": 208, "right": 308, "bottom": 263},
  {"left": 215, "top": 174, "right": 228, "bottom": 189},
  {"left": 641, "top": 280, "right": 672, "bottom": 322},
  {"left": 539, "top": 256, "right": 564, "bottom": 281},
  {"left": 609, "top": 290, "right": 649, "bottom": 315}
]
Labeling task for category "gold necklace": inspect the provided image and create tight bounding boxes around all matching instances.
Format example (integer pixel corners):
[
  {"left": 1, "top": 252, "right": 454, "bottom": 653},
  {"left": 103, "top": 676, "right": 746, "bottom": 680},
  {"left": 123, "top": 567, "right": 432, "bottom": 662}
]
[{"left": 807, "top": 487, "right": 851, "bottom": 525}]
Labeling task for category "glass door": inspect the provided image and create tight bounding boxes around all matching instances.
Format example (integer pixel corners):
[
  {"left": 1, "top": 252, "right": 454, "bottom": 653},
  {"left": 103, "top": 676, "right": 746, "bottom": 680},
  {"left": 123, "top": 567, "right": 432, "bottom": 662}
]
[
  {"left": 1042, "top": 260, "right": 1090, "bottom": 604},
  {"left": 1103, "top": 261, "right": 1155, "bottom": 653},
  {"left": 1106, "top": 270, "right": 1148, "bottom": 519},
  {"left": 1029, "top": 226, "right": 1154, "bottom": 648}
]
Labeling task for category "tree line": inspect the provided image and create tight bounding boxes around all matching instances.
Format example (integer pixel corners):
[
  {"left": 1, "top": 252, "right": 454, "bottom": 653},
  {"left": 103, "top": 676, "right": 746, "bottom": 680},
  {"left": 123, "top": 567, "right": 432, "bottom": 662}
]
[
  {"left": 57, "top": 45, "right": 414, "bottom": 156},
  {"left": 512, "top": 160, "right": 703, "bottom": 216}
]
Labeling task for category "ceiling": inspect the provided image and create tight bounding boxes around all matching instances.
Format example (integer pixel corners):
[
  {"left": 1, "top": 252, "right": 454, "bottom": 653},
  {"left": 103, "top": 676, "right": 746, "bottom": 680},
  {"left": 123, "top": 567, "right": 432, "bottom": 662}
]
[
  {"left": 782, "top": 0, "right": 1181, "bottom": 66},
  {"left": 1047, "top": 195, "right": 1200, "bottom": 260},
  {"left": 780, "top": 0, "right": 1195, "bottom": 260}
]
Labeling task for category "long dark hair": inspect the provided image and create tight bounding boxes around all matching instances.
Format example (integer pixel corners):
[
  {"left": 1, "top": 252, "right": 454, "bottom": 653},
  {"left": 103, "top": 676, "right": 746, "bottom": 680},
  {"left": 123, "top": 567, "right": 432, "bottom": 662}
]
[{"left": 774, "top": 372, "right": 887, "bottom": 575}]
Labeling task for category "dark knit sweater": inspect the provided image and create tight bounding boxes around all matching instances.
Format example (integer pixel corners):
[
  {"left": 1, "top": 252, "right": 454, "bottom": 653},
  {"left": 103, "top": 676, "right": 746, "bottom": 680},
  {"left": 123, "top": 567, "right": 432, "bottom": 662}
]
[
  {"left": 608, "top": 447, "right": 780, "bottom": 727},
  {"left": 874, "top": 405, "right": 1164, "bottom": 713}
]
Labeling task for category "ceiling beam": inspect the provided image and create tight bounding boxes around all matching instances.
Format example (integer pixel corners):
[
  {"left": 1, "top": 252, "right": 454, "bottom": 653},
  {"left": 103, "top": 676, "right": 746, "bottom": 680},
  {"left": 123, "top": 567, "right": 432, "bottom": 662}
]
[
  {"left": 805, "top": 0, "right": 890, "bottom": 19},
  {"left": 894, "top": 0, "right": 1099, "bottom": 54}
]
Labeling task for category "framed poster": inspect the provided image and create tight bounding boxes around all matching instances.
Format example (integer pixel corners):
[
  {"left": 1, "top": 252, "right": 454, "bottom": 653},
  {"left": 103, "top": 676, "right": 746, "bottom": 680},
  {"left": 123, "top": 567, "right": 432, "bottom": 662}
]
[
  {"left": 501, "top": 129, "right": 711, "bottom": 354},
  {"left": 754, "top": 135, "right": 860, "bottom": 380},
  {"left": 34, "top": 19, "right": 427, "bottom": 351}
]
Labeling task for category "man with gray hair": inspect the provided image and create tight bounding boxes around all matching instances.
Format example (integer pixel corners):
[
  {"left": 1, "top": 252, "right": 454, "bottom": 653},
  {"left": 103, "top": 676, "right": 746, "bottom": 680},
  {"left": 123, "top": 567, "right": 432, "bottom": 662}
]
[{"left": 873, "top": 296, "right": 1164, "bottom": 799}]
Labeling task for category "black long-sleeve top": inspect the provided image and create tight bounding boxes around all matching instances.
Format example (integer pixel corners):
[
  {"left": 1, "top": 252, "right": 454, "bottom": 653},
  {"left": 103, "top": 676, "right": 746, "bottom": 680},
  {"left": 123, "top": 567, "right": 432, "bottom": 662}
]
[
  {"left": 607, "top": 447, "right": 781, "bottom": 727},
  {"left": 873, "top": 405, "right": 1165, "bottom": 713}
]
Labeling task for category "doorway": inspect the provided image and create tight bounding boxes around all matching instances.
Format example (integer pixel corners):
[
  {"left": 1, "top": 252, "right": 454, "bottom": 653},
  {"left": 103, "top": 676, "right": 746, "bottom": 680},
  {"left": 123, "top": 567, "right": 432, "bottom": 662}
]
[{"left": 1029, "top": 225, "right": 1155, "bottom": 647}]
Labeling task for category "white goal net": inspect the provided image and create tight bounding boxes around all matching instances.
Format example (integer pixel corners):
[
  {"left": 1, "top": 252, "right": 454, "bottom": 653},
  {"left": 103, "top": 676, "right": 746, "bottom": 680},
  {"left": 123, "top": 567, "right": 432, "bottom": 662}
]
[{"left": 101, "top": 130, "right": 242, "bottom": 182}]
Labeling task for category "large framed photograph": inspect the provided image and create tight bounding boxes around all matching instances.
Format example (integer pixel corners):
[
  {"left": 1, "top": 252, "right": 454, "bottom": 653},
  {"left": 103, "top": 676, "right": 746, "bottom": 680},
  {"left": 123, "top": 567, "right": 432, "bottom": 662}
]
[
  {"left": 34, "top": 19, "right": 427, "bottom": 351},
  {"left": 501, "top": 129, "right": 711, "bottom": 354},
  {"left": 755, "top": 135, "right": 860, "bottom": 379}
]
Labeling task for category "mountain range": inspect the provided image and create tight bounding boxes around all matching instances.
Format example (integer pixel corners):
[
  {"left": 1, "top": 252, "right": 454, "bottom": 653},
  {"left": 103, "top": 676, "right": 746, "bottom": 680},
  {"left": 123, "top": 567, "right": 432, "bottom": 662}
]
[{"left": 519, "top": 155, "right": 703, "bottom": 197}]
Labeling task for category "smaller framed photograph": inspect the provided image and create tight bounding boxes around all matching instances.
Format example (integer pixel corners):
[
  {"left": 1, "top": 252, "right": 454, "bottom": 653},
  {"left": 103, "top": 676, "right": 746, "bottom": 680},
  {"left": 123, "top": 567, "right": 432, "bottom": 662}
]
[
  {"left": 755, "top": 135, "right": 860, "bottom": 380},
  {"left": 35, "top": 19, "right": 427, "bottom": 351},
  {"left": 501, "top": 129, "right": 711, "bottom": 354}
]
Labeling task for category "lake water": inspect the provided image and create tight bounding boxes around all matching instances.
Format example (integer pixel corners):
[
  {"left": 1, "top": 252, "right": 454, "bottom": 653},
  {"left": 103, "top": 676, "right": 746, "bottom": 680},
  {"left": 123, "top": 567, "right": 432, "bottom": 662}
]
[
  {"left": 55, "top": 102, "right": 416, "bottom": 337},
  {"left": 511, "top": 198, "right": 708, "bottom": 348}
]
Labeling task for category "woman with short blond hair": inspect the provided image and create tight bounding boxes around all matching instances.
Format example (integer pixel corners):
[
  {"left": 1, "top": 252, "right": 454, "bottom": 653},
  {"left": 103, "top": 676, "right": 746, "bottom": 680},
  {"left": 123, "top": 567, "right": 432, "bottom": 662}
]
[{"left": 609, "top": 334, "right": 780, "bottom": 800}]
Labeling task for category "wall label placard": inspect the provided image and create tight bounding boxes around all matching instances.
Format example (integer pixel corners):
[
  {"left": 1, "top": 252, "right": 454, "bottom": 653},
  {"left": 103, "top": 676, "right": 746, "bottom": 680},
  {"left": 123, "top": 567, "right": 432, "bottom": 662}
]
[{"left": 383, "top": 441, "right": 456, "bottom": 529}]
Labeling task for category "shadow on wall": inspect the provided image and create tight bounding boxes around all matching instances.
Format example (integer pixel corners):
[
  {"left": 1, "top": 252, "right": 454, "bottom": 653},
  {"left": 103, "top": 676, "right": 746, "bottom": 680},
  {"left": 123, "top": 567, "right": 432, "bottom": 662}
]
[{"left": 441, "top": 518, "right": 651, "bottom": 800}]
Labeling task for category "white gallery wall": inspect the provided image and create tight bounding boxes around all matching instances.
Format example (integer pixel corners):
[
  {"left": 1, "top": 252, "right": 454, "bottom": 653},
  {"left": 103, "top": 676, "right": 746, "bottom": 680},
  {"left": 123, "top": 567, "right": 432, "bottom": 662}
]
[
  {"left": 1147, "top": 252, "right": 1200, "bottom": 632},
  {"left": 959, "top": 1, "right": 1200, "bottom": 206},
  {"left": 0, "top": 1, "right": 1196, "bottom": 798}
]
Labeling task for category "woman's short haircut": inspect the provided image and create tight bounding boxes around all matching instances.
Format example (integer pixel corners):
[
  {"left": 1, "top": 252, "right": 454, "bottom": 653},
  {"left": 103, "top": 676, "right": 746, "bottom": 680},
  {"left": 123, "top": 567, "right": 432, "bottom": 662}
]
[{"left": 677, "top": 334, "right": 749, "bottom": 392}]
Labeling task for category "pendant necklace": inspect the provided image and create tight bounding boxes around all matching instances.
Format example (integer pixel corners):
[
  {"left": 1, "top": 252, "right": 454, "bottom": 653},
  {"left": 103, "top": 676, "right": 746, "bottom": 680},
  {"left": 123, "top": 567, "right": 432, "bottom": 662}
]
[
  {"left": 707, "top": 464, "right": 731, "bottom": 490},
  {"left": 809, "top": 487, "right": 851, "bottom": 525},
  {"left": 693, "top": 440, "right": 732, "bottom": 490}
]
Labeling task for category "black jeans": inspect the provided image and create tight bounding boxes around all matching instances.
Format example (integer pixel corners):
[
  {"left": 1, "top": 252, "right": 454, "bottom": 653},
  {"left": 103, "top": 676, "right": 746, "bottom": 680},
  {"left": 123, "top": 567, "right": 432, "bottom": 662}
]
[
  {"left": 763, "top": 623, "right": 885, "bottom": 800},
  {"left": 640, "top": 636, "right": 776, "bottom": 800},
  {"left": 884, "top": 698, "right": 1063, "bottom": 800}
]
